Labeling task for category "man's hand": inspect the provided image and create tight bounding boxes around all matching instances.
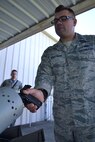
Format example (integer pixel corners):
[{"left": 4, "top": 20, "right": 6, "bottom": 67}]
[{"left": 22, "top": 88, "right": 44, "bottom": 112}]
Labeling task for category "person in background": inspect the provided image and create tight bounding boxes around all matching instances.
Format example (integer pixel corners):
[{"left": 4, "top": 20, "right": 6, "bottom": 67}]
[
  {"left": 22, "top": 5, "right": 95, "bottom": 142},
  {"left": 1, "top": 69, "right": 22, "bottom": 93},
  {"left": 1, "top": 69, "right": 23, "bottom": 126}
]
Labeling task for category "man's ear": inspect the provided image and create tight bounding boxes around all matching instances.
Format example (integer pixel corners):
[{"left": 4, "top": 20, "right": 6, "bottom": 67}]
[{"left": 74, "top": 18, "right": 77, "bottom": 26}]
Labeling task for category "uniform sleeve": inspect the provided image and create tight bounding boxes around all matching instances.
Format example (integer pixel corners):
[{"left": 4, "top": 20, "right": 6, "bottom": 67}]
[
  {"left": 19, "top": 81, "right": 23, "bottom": 90},
  {"left": 35, "top": 49, "right": 54, "bottom": 96},
  {"left": 1, "top": 80, "right": 6, "bottom": 87}
]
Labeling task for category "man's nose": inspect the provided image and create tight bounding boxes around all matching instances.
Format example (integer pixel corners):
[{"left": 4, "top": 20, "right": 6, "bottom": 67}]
[{"left": 56, "top": 19, "right": 63, "bottom": 25}]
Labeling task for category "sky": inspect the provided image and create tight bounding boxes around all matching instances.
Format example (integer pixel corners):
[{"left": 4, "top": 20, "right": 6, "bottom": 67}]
[{"left": 45, "top": 8, "right": 95, "bottom": 40}]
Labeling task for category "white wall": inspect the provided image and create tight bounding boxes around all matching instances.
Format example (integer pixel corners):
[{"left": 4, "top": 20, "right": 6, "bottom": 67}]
[{"left": 0, "top": 32, "right": 56, "bottom": 125}]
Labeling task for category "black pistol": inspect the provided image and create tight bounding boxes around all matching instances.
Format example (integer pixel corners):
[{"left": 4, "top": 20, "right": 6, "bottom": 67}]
[{"left": 19, "top": 85, "right": 42, "bottom": 110}]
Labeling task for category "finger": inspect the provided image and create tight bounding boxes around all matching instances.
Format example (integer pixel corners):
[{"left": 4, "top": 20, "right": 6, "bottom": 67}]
[
  {"left": 26, "top": 103, "right": 37, "bottom": 112},
  {"left": 23, "top": 88, "right": 34, "bottom": 95}
]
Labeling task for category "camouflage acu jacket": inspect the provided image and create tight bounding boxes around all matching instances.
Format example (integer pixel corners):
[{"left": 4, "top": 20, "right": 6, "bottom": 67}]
[{"left": 35, "top": 33, "right": 95, "bottom": 134}]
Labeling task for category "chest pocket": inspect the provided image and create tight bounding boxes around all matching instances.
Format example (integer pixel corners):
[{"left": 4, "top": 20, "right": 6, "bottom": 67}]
[
  {"left": 77, "top": 42, "right": 95, "bottom": 61},
  {"left": 50, "top": 53, "right": 67, "bottom": 76}
]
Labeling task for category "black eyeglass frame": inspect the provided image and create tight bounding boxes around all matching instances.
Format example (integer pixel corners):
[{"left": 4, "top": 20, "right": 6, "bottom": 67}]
[{"left": 51, "top": 15, "right": 74, "bottom": 25}]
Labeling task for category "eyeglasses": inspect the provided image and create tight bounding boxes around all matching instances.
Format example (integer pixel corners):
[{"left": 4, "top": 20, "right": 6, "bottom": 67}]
[{"left": 51, "top": 16, "right": 74, "bottom": 25}]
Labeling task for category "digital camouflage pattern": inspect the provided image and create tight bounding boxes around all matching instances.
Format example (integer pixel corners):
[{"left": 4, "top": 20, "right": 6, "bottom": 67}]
[{"left": 35, "top": 33, "right": 95, "bottom": 142}]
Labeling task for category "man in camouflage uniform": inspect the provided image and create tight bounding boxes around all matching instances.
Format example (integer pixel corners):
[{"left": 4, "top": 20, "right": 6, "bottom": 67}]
[
  {"left": 24, "top": 5, "right": 95, "bottom": 142},
  {"left": 1, "top": 69, "right": 22, "bottom": 126},
  {"left": 1, "top": 69, "right": 22, "bottom": 93}
]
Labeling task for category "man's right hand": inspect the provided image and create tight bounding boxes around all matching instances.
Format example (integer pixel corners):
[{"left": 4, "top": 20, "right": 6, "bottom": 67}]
[{"left": 22, "top": 88, "right": 45, "bottom": 112}]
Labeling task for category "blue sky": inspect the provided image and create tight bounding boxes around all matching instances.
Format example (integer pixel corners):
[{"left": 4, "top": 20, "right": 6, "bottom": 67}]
[{"left": 45, "top": 8, "right": 95, "bottom": 40}]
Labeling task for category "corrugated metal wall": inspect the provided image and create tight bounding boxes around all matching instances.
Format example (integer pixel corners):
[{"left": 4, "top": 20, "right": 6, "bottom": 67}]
[{"left": 0, "top": 32, "right": 55, "bottom": 125}]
